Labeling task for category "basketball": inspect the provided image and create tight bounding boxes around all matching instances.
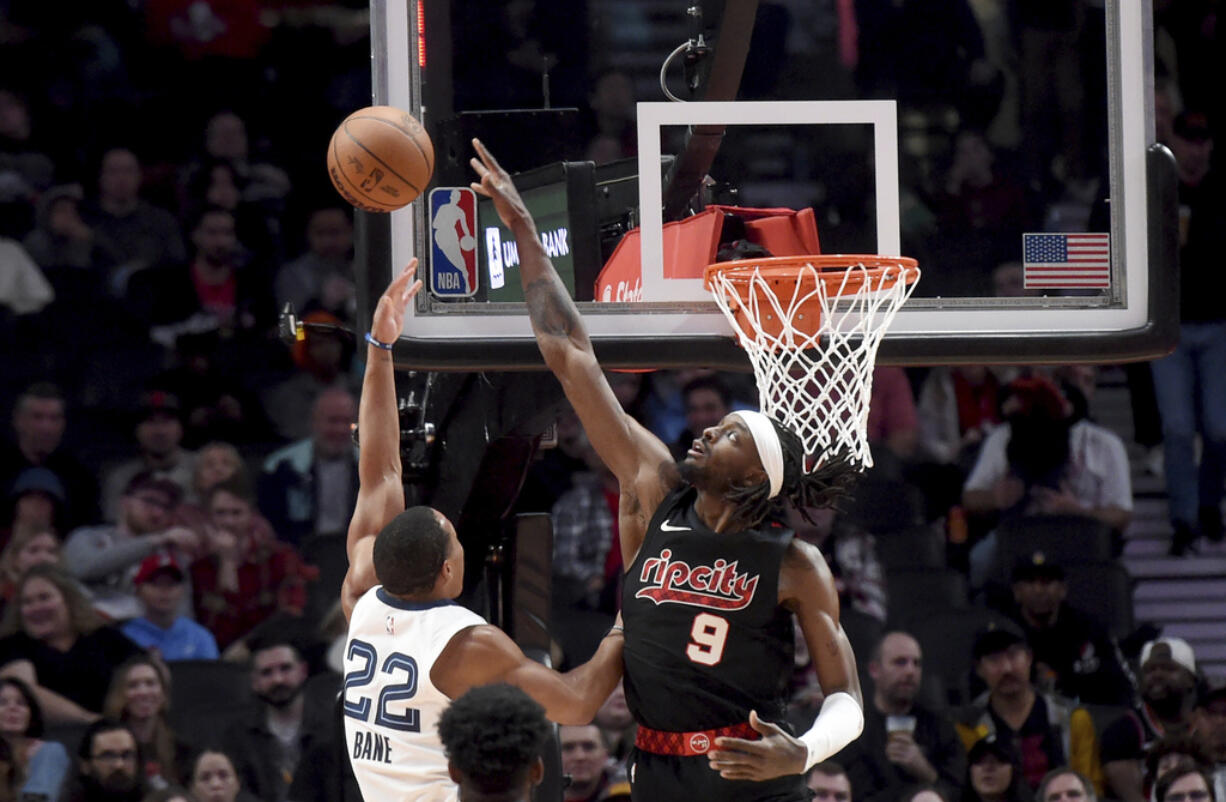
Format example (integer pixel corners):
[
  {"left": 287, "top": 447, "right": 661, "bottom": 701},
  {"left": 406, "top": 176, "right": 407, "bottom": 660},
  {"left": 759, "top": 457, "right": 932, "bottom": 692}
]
[{"left": 327, "top": 105, "right": 434, "bottom": 213}]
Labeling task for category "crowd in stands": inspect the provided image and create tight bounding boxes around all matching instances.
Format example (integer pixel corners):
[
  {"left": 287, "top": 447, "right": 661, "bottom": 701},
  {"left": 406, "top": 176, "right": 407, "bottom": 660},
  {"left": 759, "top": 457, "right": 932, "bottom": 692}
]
[{"left": 1, "top": 1, "right": 1224, "bottom": 802}]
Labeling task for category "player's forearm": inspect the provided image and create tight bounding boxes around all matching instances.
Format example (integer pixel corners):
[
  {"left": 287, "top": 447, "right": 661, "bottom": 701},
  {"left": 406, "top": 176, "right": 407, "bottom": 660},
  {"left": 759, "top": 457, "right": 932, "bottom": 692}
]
[
  {"left": 554, "top": 628, "right": 625, "bottom": 724},
  {"left": 798, "top": 691, "right": 864, "bottom": 772},
  {"left": 509, "top": 216, "right": 592, "bottom": 363},
  {"left": 357, "top": 346, "right": 402, "bottom": 488}
]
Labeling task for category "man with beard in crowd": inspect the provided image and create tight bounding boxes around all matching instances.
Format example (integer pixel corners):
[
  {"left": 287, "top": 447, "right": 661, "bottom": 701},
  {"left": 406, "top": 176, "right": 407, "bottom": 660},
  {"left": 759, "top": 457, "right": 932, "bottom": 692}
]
[
  {"left": 955, "top": 621, "right": 1102, "bottom": 793},
  {"left": 1007, "top": 552, "right": 1132, "bottom": 705},
  {"left": 837, "top": 632, "right": 965, "bottom": 802},
  {"left": 223, "top": 635, "right": 329, "bottom": 802},
  {"left": 62, "top": 720, "right": 147, "bottom": 802},
  {"left": 1101, "top": 638, "right": 1201, "bottom": 802}
]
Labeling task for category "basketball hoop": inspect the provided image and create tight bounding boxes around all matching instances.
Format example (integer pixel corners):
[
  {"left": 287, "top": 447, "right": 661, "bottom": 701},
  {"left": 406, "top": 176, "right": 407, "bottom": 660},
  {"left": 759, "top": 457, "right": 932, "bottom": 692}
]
[{"left": 704, "top": 254, "right": 920, "bottom": 471}]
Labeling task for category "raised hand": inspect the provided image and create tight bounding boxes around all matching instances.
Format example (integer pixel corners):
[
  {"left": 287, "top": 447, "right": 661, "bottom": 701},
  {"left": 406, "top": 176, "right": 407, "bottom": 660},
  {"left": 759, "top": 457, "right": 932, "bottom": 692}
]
[
  {"left": 468, "top": 138, "right": 533, "bottom": 230},
  {"left": 370, "top": 259, "right": 423, "bottom": 346},
  {"left": 706, "top": 710, "right": 808, "bottom": 781}
]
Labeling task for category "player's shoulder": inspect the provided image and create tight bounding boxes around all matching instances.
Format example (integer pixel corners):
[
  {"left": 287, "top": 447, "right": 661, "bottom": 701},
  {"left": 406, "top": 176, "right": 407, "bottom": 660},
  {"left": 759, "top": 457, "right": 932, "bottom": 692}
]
[{"left": 780, "top": 537, "right": 837, "bottom": 606}]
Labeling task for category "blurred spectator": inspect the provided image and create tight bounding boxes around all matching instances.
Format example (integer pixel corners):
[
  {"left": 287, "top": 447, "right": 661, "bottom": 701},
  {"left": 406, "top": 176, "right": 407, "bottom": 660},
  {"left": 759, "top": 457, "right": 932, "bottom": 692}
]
[
  {"left": 917, "top": 366, "right": 1003, "bottom": 470},
  {"left": 181, "top": 442, "right": 245, "bottom": 508},
  {"left": 186, "top": 749, "right": 257, "bottom": 802},
  {"left": 1036, "top": 767, "right": 1097, "bottom": 802},
  {"left": 991, "top": 262, "right": 1041, "bottom": 299},
  {"left": 669, "top": 375, "right": 733, "bottom": 461},
  {"left": 102, "top": 656, "right": 191, "bottom": 787},
  {"left": 197, "top": 111, "right": 291, "bottom": 211},
  {"left": 191, "top": 479, "right": 316, "bottom": 650},
  {"left": 583, "top": 70, "right": 636, "bottom": 165},
  {"left": 551, "top": 432, "right": 619, "bottom": 618},
  {"left": 1150, "top": 111, "right": 1226, "bottom": 556},
  {"left": 0, "top": 236, "right": 53, "bottom": 315},
  {"left": 805, "top": 760, "right": 851, "bottom": 801},
  {"left": 956, "top": 620, "right": 1102, "bottom": 792},
  {"left": 182, "top": 159, "right": 280, "bottom": 270},
  {"left": 120, "top": 553, "right": 218, "bottom": 661},
  {"left": 1006, "top": 552, "right": 1132, "bottom": 706},
  {"left": 962, "top": 735, "right": 1032, "bottom": 802},
  {"left": 126, "top": 206, "right": 274, "bottom": 349},
  {"left": 154, "top": 332, "right": 269, "bottom": 448},
  {"left": 101, "top": 392, "right": 198, "bottom": 523},
  {"left": 0, "top": 382, "right": 100, "bottom": 530},
  {"left": 787, "top": 505, "right": 886, "bottom": 622},
  {"left": 142, "top": 787, "right": 191, "bottom": 802},
  {"left": 258, "top": 388, "right": 358, "bottom": 545},
  {"left": 868, "top": 366, "right": 920, "bottom": 465},
  {"left": 437, "top": 684, "right": 552, "bottom": 802},
  {"left": 0, "top": 565, "right": 142, "bottom": 724},
  {"left": 81, "top": 147, "right": 185, "bottom": 297},
  {"left": 1153, "top": 764, "right": 1216, "bottom": 802},
  {"left": 261, "top": 316, "right": 356, "bottom": 443},
  {"left": 0, "top": 529, "right": 61, "bottom": 611},
  {"left": 61, "top": 719, "right": 146, "bottom": 802},
  {"left": 1193, "top": 685, "right": 1226, "bottom": 802},
  {"left": 65, "top": 472, "right": 198, "bottom": 621},
  {"left": 274, "top": 204, "right": 355, "bottom": 321},
  {"left": 1013, "top": 0, "right": 1089, "bottom": 192},
  {"left": 174, "top": 443, "right": 276, "bottom": 551},
  {"left": 962, "top": 376, "right": 1132, "bottom": 588},
  {"left": 594, "top": 680, "right": 635, "bottom": 767},
  {"left": 903, "top": 788, "right": 951, "bottom": 802},
  {"left": 2, "top": 467, "right": 66, "bottom": 544},
  {"left": 1101, "top": 638, "right": 1201, "bottom": 802},
  {"left": 0, "top": 676, "right": 71, "bottom": 801},
  {"left": 837, "top": 631, "right": 965, "bottom": 802},
  {"left": 559, "top": 724, "right": 622, "bottom": 802},
  {"left": 0, "top": 88, "right": 55, "bottom": 212},
  {"left": 932, "top": 130, "right": 1029, "bottom": 290},
  {"left": 21, "top": 184, "right": 115, "bottom": 274},
  {"left": 221, "top": 637, "right": 318, "bottom": 802},
  {"left": 1145, "top": 733, "right": 1213, "bottom": 798}
]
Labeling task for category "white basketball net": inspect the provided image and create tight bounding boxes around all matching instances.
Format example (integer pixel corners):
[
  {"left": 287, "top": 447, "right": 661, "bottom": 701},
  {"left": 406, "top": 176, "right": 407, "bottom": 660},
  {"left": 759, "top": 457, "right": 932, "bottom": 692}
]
[{"left": 707, "top": 259, "right": 919, "bottom": 472}]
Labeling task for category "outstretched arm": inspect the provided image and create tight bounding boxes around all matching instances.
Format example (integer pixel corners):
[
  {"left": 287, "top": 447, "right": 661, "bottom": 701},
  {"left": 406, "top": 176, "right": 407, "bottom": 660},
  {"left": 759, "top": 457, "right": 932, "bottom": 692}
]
[
  {"left": 432, "top": 622, "right": 625, "bottom": 725},
  {"left": 470, "top": 140, "right": 675, "bottom": 559},
  {"left": 342, "top": 262, "right": 423, "bottom": 622}
]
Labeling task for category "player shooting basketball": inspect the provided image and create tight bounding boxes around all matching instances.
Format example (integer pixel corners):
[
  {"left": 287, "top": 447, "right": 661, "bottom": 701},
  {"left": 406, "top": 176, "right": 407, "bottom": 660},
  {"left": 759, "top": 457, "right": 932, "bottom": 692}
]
[
  {"left": 340, "top": 262, "right": 625, "bottom": 802},
  {"left": 470, "top": 139, "right": 865, "bottom": 801}
]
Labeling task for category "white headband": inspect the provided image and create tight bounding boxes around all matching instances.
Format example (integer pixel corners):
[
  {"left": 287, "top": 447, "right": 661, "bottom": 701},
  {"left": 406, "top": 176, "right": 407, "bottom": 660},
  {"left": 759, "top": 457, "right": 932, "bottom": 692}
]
[{"left": 732, "top": 411, "right": 784, "bottom": 499}]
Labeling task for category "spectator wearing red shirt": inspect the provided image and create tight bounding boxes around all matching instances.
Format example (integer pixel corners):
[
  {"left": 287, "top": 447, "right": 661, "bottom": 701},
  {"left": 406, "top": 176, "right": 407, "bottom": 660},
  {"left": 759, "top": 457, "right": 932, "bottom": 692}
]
[{"left": 190, "top": 478, "right": 316, "bottom": 652}]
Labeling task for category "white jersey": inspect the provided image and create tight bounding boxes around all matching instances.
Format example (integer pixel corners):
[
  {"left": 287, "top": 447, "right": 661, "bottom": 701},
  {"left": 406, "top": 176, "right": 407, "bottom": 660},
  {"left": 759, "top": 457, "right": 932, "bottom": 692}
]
[{"left": 343, "top": 586, "right": 486, "bottom": 802}]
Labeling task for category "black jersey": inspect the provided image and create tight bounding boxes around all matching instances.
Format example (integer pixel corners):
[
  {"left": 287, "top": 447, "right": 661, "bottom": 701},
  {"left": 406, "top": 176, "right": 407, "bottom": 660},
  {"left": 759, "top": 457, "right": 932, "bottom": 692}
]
[{"left": 621, "top": 485, "right": 795, "bottom": 732}]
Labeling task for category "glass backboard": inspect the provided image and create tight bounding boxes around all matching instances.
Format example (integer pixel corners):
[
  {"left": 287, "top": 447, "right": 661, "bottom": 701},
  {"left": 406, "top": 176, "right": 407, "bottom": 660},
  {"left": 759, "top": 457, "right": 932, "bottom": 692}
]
[{"left": 356, "top": 0, "right": 1176, "bottom": 369}]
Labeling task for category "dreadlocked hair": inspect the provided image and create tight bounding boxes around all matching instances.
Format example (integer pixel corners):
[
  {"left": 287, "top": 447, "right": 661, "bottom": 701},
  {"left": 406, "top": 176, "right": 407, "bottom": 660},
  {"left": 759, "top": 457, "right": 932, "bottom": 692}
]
[{"left": 725, "top": 419, "right": 861, "bottom": 527}]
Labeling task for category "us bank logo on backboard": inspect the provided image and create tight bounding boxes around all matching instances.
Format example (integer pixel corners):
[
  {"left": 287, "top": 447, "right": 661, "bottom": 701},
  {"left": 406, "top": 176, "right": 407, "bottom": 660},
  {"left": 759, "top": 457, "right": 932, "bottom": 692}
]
[{"left": 428, "top": 187, "right": 478, "bottom": 297}]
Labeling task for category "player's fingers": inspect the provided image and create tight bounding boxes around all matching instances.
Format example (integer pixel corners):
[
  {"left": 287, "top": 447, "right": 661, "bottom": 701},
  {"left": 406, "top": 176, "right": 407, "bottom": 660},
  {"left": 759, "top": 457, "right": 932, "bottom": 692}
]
[
  {"left": 747, "top": 709, "right": 784, "bottom": 737},
  {"left": 471, "top": 138, "right": 505, "bottom": 173},
  {"left": 469, "top": 180, "right": 491, "bottom": 198},
  {"left": 404, "top": 278, "right": 424, "bottom": 303},
  {"left": 713, "top": 737, "right": 766, "bottom": 755},
  {"left": 468, "top": 156, "right": 490, "bottom": 181}
]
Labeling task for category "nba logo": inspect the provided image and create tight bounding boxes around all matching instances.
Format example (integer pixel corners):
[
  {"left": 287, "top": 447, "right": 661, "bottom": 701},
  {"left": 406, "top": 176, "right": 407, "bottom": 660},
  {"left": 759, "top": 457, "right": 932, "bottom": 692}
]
[{"left": 429, "top": 187, "right": 479, "bottom": 297}]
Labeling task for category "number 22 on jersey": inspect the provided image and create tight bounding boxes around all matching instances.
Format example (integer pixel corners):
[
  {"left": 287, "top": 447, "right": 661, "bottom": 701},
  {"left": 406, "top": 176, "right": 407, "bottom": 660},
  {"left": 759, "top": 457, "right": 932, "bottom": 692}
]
[
  {"left": 344, "top": 639, "right": 421, "bottom": 731},
  {"left": 686, "top": 612, "right": 729, "bottom": 666}
]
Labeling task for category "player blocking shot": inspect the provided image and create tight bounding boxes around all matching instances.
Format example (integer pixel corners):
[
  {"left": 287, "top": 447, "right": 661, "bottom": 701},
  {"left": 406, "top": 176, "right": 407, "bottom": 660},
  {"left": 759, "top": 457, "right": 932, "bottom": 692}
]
[
  {"left": 340, "top": 262, "right": 625, "bottom": 802},
  {"left": 470, "top": 139, "right": 866, "bottom": 802}
]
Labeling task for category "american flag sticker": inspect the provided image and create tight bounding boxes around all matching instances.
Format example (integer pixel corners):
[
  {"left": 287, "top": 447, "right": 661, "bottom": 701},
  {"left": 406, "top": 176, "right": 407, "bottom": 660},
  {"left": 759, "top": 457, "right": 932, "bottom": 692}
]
[{"left": 1022, "top": 233, "right": 1111, "bottom": 289}]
